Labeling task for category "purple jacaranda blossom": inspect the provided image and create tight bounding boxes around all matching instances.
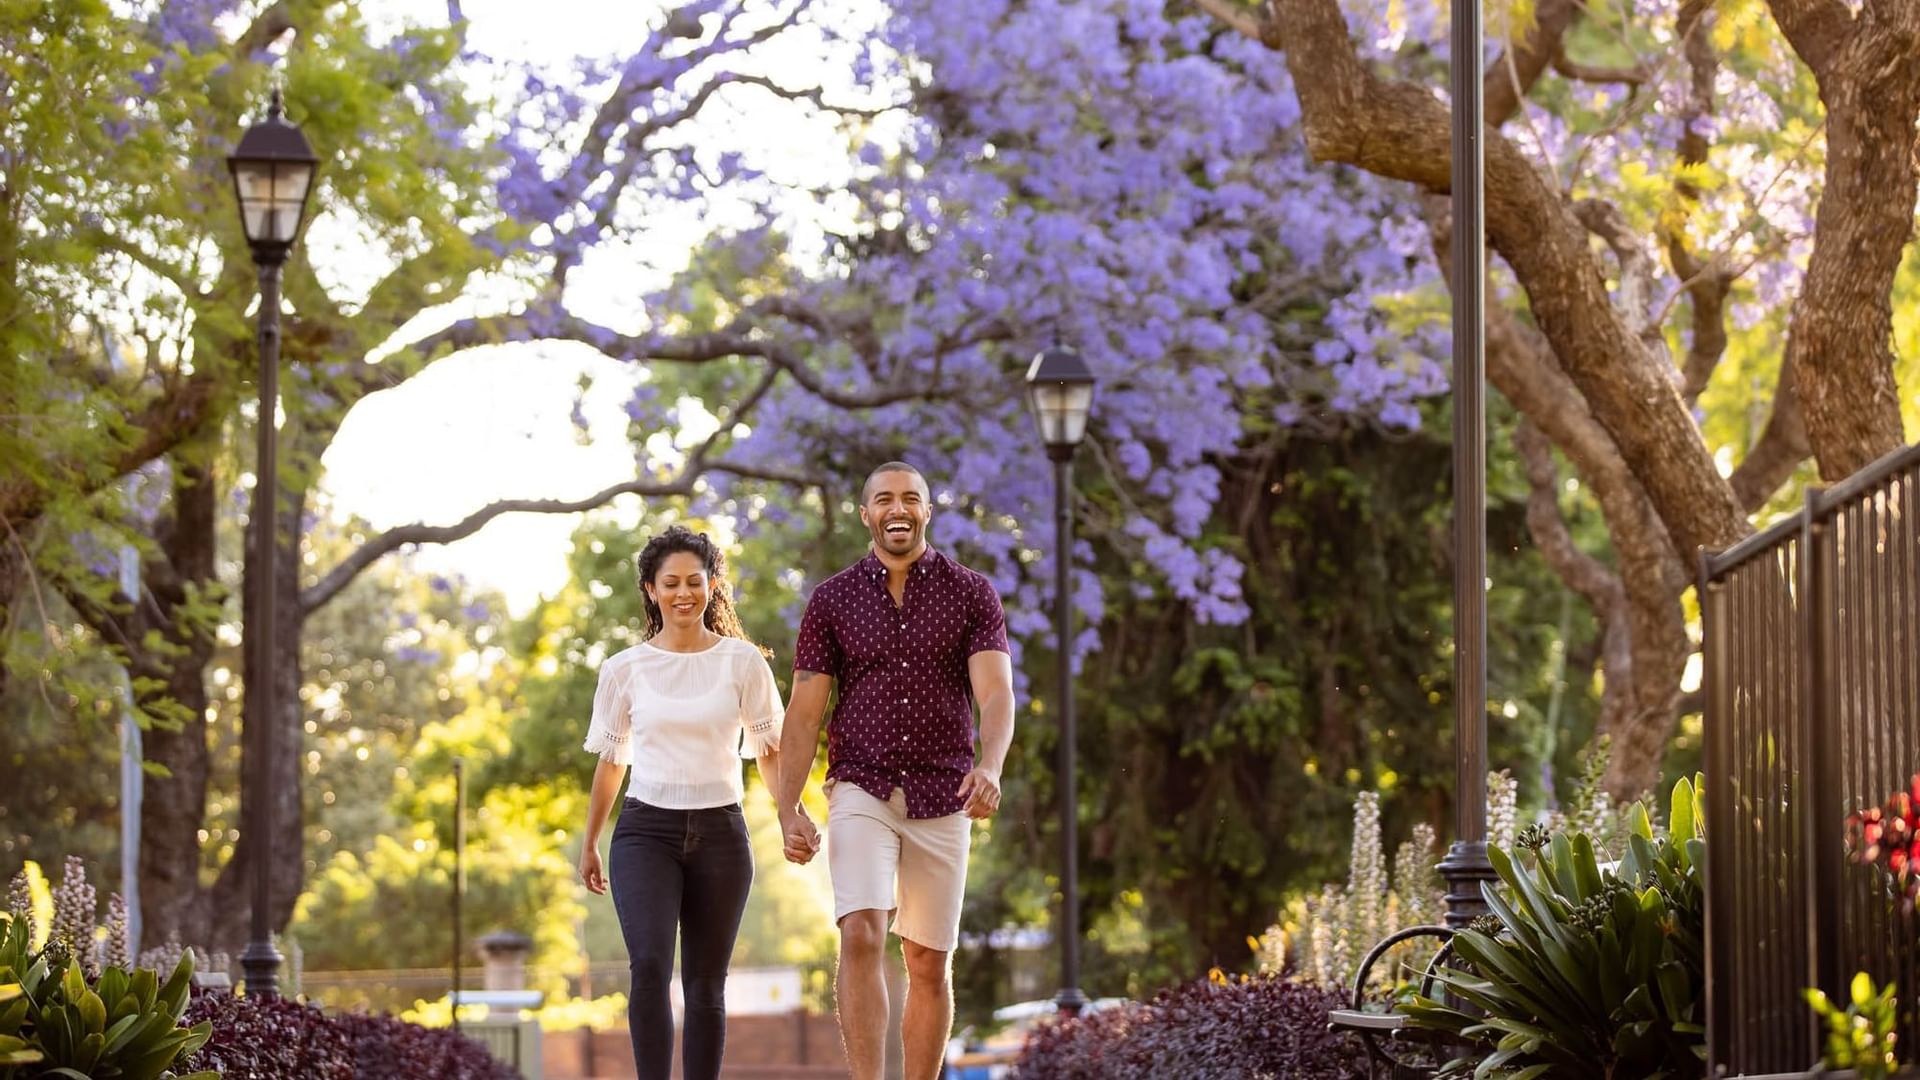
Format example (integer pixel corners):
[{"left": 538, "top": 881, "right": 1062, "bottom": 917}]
[
  {"left": 475, "top": 0, "right": 1513, "bottom": 665},
  {"left": 393, "top": 645, "right": 443, "bottom": 665},
  {"left": 153, "top": 0, "right": 233, "bottom": 54}
]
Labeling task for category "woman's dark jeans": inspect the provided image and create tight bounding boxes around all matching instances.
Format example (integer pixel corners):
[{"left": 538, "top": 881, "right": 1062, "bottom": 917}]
[{"left": 608, "top": 798, "right": 753, "bottom": 1080}]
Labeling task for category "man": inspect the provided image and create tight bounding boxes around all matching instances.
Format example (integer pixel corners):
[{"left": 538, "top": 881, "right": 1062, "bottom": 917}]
[{"left": 775, "top": 461, "right": 1016, "bottom": 1080}]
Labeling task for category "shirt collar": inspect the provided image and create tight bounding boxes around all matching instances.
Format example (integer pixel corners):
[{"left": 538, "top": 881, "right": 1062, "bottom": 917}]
[{"left": 861, "top": 546, "right": 944, "bottom": 581}]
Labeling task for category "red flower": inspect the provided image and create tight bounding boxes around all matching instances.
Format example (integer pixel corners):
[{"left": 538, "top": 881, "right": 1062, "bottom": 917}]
[{"left": 1845, "top": 773, "right": 1920, "bottom": 910}]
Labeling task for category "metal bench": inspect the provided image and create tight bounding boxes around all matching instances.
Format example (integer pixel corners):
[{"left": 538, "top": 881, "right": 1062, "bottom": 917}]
[{"left": 1325, "top": 924, "right": 1457, "bottom": 1080}]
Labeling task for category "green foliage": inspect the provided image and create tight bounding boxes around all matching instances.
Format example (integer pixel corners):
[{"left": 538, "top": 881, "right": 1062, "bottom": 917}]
[
  {"left": 288, "top": 502, "right": 839, "bottom": 998},
  {"left": 0, "top": 912, "right": 216, "bottom": 1080},
  {"left": 292, "top": 515, "right": 511, "bottom": 869},
  {"left": 2, "top": 0, "right": 508, "bottom": 967},
  {"left": 1805, "top": 972, "right": 1900, "bottom": 1079},
  {"left": 1403, "top": 776, "right": 1708, "bottom": 1079},
  {"left": 292, "top": 819, "right": 582, "bottom": 983},
  {"left": 959, "top": 421, "right": 1599, "bottom": 1009}
]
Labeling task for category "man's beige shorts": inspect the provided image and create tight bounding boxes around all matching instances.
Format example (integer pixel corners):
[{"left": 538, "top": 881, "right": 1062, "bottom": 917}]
[{"left": 826, "top": 781, "right": 971, "bottom": 953}]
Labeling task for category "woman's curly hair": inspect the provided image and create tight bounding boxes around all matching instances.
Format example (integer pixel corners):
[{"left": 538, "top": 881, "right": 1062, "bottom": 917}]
[{"left": 633, "top": 525, "right": 757, "bottom": 648}]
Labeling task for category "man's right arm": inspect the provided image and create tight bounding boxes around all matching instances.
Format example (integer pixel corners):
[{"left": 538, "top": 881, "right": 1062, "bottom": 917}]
[{"left": 776, "top": 669, "right": 834, "bottom": 813}]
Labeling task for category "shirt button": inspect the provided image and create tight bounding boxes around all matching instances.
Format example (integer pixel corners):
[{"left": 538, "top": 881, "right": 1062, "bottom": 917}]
[{"left": 900, "top": 698, "right": 908, "bottom": 704}]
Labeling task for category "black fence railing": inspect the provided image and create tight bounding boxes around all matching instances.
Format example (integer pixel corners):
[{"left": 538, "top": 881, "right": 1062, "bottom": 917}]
[{"left": 1700, "top": 441, "right": 1920, "bottom": 1078}]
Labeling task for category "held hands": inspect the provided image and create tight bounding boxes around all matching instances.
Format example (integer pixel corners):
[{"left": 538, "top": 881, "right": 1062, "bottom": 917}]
[
  {"left": 779, "top": 805, "right": 822, "bottom": 865},
  {"left": 957, "top": 767, "right": 1002, "bottom": 819},
  {"left": 579, "top": 845, "right": 608, "bottom": 895}
]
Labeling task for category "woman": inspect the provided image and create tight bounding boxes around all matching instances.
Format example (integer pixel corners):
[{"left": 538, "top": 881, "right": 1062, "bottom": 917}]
[{"left": 578, "top": 525, "right": 784, "bottom": 1080}]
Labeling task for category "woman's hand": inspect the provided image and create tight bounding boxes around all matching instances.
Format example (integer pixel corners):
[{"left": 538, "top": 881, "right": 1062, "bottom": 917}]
[{"left": 579, "top": 844, "right": 608, "bottom": 894}]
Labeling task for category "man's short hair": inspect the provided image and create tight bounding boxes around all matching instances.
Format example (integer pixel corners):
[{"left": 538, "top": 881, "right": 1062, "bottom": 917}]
[{"left": 863, "top": 461, "right": 927, "bottom": 503}]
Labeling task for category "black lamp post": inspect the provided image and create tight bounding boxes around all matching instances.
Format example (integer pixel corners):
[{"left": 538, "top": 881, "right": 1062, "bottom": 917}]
[
  {"left": 227, "top": 87, "right": 317, "bottom": 998},
  {"left": 1025, "top": 345, "right": 1096, "bottom": 1016},
  {"left": 1436, "top": 0, "right": 1496, "bottom": 927}
]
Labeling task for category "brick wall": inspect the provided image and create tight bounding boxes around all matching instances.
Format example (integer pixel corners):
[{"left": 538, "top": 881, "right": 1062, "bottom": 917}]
[{"left": 542, "top": 1012, "right": 848, "bottom": 1080}]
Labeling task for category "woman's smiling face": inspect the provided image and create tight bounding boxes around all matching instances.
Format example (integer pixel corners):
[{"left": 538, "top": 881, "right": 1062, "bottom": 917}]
[{"left": 646, "top": 550, "right": 711, "bottom": 631}]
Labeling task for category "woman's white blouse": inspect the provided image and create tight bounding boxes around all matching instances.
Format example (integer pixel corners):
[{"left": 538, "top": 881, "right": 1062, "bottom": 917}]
[{"left": 582, "top": 637, "right": 785, "bottom": 809}]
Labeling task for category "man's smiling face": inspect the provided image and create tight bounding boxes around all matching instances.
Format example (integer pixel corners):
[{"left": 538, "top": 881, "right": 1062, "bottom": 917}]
[{"left": 861, "top": 468, "right": 931, "bottom": 557}]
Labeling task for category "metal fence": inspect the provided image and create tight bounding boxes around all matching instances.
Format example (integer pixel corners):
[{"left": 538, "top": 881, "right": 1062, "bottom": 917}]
[{"left": 1700, "top": 442, "right": 1920, "bottom": 1077}]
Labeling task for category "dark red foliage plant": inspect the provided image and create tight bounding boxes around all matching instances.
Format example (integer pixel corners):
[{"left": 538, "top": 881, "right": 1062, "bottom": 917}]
[
  {"left": 1010, "top": 973, "right": 1367, "bottom": 1080},
  {"left": 176, "top": 988, "right": 519, "bottom": 1080}
]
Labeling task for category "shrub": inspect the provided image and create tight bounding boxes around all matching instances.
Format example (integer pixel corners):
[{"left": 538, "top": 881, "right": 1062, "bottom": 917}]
[
  {"left": 1011, "top": 973, "right": 1366, "bottom": 1079},
  {"left": 0, "top": 908, "right": 216, "bottom": 1079},
  {"left": 178, "top": 988, "right": 356, "bottom": 1079},
  {"left": 331, "top": 1010, "right": 520, "bottom": 1080},
  {"left": 177, "top": 989, "right": 518, "bottom": 1080},
  {"left": 1805, "top": 971, "right": 1899, "bottom": 1080},
  {"left": 1402, "top": 775, "right": 1707, "bottom": 1079}
]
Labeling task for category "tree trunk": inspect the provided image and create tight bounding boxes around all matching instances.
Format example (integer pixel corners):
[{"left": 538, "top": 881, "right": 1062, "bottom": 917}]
[
  {"left": 1783, "top": 21, "right": 1920, "bottom": 480},
  {"left": 1262, "top": 0, "right": 1753, "bottom": 565},
  {"left": 135, "top": 457, "right": 222, "bottom": 949}
]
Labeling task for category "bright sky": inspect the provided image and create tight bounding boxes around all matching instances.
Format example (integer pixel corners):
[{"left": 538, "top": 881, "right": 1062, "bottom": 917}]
[{"left": 320, "top": 0, "right": 885, "bottom": 615}]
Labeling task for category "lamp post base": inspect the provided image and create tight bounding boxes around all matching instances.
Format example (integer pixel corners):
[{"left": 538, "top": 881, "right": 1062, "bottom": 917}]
[
  {"left": 240, "top": 939, "right": 284, "bottom": 997},
  {"left": 1053, "top": 986, "right": 1089, "bottom": 1017},
  {"left": 1437, "top": 839, "right": 1497, "bottom": 929}
]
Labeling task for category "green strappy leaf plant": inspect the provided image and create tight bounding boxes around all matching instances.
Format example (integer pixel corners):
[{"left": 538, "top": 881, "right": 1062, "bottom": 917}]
[
  {"left": 1401, "top": 776, "right": 1708, "bottom": 1079},
  {"left": 0, "top": 912, "right": 217, "bottom": 1079}
]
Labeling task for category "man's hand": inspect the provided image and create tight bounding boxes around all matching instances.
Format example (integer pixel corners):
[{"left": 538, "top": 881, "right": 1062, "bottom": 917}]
[
  {"left": 779, "top": 805, "right": 822, "bottom": 864},
  {"left": 957, "top": 767, "right": 1002, "bottom": 819},
  {"left": 579, "top": 845, "right": 608, "bottom": 895}
]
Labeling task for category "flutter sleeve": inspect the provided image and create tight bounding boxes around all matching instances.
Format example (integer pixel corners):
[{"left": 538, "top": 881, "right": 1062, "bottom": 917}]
[
  {"left": 737, "top": 647, "right": 786, "bottom": 759},
  {"left": 582, "top": 656, "right": 635, "bottom": 765}
]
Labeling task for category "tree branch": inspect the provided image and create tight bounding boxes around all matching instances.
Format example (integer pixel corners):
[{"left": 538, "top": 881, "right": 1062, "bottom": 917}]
[
  {"left": 724, "top": 73, "right": 900, "bottom": 120},
  {"left": 1259, "top": 0, "right": 1750, "bottom": 559},
  {"left": 1727, "top": 367, "right": 1810, "bottom": 512},
  {"left": 1191, "top": 0, "right": 1265, "bottom": 40},
  {"left": 0, "top": 371, "right": 224, "bottom": 529},
  {"left": 1665, "top": 0, "right": 1733, "bottom": 405},
  {"left": 1572, "top": 198, "right": 1664, "bottom": 350},
  {"left": 414, "top": 305, "right": 973, "bottom": 410},
  {"left": 1203, "top": 0, "right": 1582, "bottom": 129},
  {"left": 301, "top": 366, "right": 815, "bottom": 616},
  {"left": 232, "top": 0, "right": 296, "bottom": 56},
  {"left": 1551, "top": 52, "right": 1650, "bottom": 85},
  {"left": 1514, "top": 420, "right": 1623, "bottom": 612},
  {"left": 1486, "top": 0, "right": 1581, "bottom": 129},
  {"left": 299, "top": 457, "right": 816, "bottom": 617}
]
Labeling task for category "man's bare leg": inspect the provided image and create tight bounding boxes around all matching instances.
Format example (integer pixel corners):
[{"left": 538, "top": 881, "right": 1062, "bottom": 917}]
[
  {"left": 900, "top": 938, "right": 953, "bottom": 1080},
  {"left": 836, "top": 910, "right": 890, "bottom": 1080}
]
